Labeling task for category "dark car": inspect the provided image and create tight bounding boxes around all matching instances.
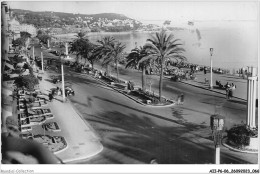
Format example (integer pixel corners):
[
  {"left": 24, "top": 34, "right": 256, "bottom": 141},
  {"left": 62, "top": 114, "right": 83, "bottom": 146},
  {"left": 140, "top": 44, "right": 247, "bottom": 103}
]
[
  {"left": 65, "top": 86, "right": 75, "bottom": 96},
  {"left": 51, "top": 75, "right": 62, "bottom": 84}
]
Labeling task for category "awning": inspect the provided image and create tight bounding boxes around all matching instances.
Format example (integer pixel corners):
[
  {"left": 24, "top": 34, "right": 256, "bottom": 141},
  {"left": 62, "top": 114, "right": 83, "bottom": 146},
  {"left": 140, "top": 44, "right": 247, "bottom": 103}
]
[{"left": 5, "top": 63, "right": 14, "bottom": 70}]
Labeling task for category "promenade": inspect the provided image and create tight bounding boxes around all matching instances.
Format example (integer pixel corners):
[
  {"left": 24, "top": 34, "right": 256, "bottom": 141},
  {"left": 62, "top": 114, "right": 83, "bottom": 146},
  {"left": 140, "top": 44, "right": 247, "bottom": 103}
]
[
  {"left": 31, "top": 71, "right": 103, "bottom": 163},
  {"left": 171, "top": 71, "right": 258, "bottom": 101}
]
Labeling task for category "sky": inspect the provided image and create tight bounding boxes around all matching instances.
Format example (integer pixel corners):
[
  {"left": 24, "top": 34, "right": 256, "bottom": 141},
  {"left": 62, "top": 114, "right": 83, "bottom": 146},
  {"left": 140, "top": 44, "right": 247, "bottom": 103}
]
[{"left": 7, "top": 0, "right": 258, "bottom": 25}]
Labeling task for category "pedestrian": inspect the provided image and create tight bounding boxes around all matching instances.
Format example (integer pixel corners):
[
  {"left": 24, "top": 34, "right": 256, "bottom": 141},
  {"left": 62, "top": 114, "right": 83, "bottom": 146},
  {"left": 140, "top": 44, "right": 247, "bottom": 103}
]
[
  {"left": 48, "top": 93, "right": 53, "bottom": 102},
  {"left": 180, "top": 93, "right": 184, "bottom": 104},
  {"left": 65, "top": 90, "right": 68, "bottom": 97},
  {"left": 204, "top": 66, "right": 207, "bottom": 75},
  {"left": 177, "top": 95, "right": 181, "bottom": 105}
]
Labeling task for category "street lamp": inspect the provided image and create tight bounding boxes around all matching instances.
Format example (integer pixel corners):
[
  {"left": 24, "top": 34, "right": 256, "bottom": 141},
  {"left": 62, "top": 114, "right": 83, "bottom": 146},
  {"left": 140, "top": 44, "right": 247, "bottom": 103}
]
[
  {"left": 210, "top": 114, "right": 225, "bottom": 164},
  {"left": 210, "top": 48, "right": 214, "bottom": 88},
  {"left": 60, "top": 53, "right": 66, "bottom": 102},
  {"left": 41, "top": 52, "right": 44, "bottom": 73}
]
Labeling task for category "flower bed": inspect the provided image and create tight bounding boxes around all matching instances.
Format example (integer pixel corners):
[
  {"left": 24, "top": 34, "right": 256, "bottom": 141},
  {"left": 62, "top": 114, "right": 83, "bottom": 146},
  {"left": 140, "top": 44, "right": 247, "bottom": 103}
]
[
  {"left": 43, "top": 122, "right": 60, "bottom": 132},
  {"left": 33, "top": 135, "right": 67, "bottom": 153},
  {"left": 100, "top": 76, "right": 113, "bottom": 83},
  {"left": 20, "top": 126, "right": 32, "bottom": 133},
  {"left": 31, "top": 109, "right": 44, "bottom": 116},
  {"left": 42, "top": 108, "right": 52, "bottom": 115},
  {"left": 226, "top": 125, "right": 258, "bottom": 151},
  {"left": 45, "top": 114, "right": 54, "bottom": 120},
  {"left": 100, "top": 75, "right": 125, "bottom": 84},
  {"left": 18, "top": 102, "right": 27, "bottom": 111},
  {"left": 18, "top": 113, "right": 29, "bottom": 120},
  {"left": 127, "top": 89, "right": 173, "bottom": 105},
  {"left": 28, "top": 102, "right": 41, "bottom": 109},
  {"left": 29, "top": 116, "right": 46, "bottom": 125},
  {"left": 20, "top": 118, "right": 30, "bottom": 127}
]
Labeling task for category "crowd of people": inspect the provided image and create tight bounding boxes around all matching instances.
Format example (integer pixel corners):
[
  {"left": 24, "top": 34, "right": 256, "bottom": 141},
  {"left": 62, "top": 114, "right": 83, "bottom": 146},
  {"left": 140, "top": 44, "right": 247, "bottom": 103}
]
[{"left": 216, "top": 80, "right": 236, "bottom": 99}]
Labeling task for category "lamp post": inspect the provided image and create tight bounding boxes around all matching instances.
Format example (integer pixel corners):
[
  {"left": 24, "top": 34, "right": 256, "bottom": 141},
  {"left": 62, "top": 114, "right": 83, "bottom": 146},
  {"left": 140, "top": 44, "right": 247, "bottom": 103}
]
[
  {"left": 210, "top": 114, "right": 225, "bottom": 164},
  {"left": 210, "top": 48, "right": 214, "bottom": 88},
  {"left": 32, "top": 46, "right": 35, "bottom": 60},
  {"left": 41, "top": 52, "right": 44, "bottom": 73},
  {"left": 60, "top": 54, "right": 66, "bottom": 102}
]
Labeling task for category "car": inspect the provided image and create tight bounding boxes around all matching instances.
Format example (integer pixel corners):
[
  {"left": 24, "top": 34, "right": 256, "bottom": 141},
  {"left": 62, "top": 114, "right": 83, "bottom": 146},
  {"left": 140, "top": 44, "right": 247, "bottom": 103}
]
[{"left": 65, "top": 86, "right": 75, "bottom": 96}]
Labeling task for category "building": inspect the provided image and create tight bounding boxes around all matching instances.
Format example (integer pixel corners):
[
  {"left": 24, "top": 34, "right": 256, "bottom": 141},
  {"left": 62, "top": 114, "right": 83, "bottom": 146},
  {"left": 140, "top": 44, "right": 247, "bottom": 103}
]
[{"left": 8, "top": 18, "right": 20, "bottom": 40}]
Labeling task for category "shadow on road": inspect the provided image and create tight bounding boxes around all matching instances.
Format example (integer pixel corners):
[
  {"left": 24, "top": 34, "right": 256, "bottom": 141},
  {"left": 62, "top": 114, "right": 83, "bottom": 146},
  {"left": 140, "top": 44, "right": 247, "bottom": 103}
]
[{"left": 75, "top": 109, "right": 254, "bottom": 164}]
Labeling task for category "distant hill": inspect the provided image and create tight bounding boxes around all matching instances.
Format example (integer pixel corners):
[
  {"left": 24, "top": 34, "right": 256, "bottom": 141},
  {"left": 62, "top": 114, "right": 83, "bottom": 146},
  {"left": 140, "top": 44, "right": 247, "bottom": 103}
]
[{"left": 12, "top": 9, "right": 138, "bottom": 28}]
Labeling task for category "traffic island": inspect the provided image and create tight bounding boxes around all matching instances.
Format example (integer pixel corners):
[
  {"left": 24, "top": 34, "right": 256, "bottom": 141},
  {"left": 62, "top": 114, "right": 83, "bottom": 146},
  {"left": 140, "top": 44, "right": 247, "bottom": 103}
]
[
  {"left": 90, "top": 74, "right": 175, "bottom": 107},
  {"left": 122, "top": 89, "right": 175, "bottom": 107}
]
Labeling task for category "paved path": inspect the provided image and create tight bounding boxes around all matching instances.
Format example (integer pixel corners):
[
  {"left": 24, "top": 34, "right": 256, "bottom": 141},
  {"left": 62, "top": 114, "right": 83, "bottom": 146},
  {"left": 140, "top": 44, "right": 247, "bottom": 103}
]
[
  {"left": 177, "top": 71, "right": 258, "bottom": 101},
  {"left": 30, "top": 62, "right": 103, "bottom": 162}
]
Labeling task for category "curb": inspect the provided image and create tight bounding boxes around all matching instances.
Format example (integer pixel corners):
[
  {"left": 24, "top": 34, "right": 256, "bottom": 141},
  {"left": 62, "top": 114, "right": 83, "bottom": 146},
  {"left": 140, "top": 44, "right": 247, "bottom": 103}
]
[
  {"left": 166, "top": 77, "right": 247, "bottom": 101},
  {"left": 66, "top": 97, "right": 103, "bottom": 142},
  {"left": 222, "top": 137, "right": 258, "bottom": 154}
]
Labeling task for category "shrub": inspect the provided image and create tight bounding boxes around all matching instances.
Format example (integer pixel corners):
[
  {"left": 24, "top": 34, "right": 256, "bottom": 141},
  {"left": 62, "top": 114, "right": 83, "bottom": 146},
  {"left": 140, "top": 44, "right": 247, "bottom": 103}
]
[
  {"left": 14, "top": 74, "right": 39, "bottom": 91},
  {"left": 226, "top": 124, "right": 258, "bottom": 146}
]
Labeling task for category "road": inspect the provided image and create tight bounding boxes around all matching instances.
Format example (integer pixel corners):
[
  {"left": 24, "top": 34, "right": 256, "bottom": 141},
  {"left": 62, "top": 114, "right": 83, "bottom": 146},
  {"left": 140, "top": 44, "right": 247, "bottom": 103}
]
[
  {"left": 36, "top": 47, "right": 257, "bottom": 164},
  {"left": 59, "top": 65, "right": 257, "bottom": 164}
]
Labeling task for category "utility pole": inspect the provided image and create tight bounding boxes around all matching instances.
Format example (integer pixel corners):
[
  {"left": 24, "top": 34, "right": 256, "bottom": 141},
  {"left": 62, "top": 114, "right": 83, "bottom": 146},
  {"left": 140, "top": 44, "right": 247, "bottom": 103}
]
[{"left": 210, "top": 48, "right": 213, "bottom": 89}]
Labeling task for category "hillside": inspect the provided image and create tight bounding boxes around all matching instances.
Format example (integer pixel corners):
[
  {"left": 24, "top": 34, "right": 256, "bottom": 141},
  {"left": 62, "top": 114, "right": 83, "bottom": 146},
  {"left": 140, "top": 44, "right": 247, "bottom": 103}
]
[{"left": 12, "top": 9, "right": 140, "bottom": 29}]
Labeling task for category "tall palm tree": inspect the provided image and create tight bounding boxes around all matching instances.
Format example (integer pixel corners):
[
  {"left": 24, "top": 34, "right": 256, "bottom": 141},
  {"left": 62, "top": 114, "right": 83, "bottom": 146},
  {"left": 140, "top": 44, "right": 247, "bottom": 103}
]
[
  {"left": 94, "top": 36, "right": 125, "bottom": 80},
  {"left": 125, "top": 46, "right": 149, "bottom": 91},
  {"left": 102, "top": 41, "right": 126, "bottom": 81},
  {"left": 81, "top": 42, "right": 98, "bottom": 70},
  {"left": 140, "top": 30, "right": 186, "bottom": 102},
  {"left": 93, "top": 36, "right": 116, "bottom": 75},
  {"left": 69, "top": 32, "right": 88, "bottom": 63}
]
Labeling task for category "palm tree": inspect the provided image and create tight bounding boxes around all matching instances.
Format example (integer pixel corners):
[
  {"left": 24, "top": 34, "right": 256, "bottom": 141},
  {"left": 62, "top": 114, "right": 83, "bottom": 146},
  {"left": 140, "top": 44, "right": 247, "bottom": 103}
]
[
  {"left": 94, "top": 36, "right": 126, "bottom": 80},
  {"left": 102, "top": 41, "right": 126, "bottom": 81},
  {"left": 69, "top": 32, "right": 88, "bottom": 63},
  {"left": 125, "top": 46, "right": 149, "bottom": 91},
  {"left": 81, "top": 42, "right": 98, "bottom": 70},
  {"left": 140, "top": 30, "right": 186, "bottom": 102},
  {"left": 93, "top": 36, "right": 115, "bottom": 75}
]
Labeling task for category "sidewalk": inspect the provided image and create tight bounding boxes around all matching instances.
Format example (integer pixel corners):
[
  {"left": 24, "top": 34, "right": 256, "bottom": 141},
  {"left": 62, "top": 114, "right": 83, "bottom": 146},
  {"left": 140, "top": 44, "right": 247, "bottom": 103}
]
[
  {"left": 33, "top": 71, "right": 103, "bottom": 163},
  {"left": 166, "top": 71, "right": 257, "bottom": 101}
]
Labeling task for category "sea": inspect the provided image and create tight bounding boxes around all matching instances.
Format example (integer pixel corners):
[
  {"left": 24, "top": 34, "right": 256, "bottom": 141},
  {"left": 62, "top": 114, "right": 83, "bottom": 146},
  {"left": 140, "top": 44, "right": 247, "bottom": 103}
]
[{"left": 54, "top": 20, "right": 258, "bottom": 71}]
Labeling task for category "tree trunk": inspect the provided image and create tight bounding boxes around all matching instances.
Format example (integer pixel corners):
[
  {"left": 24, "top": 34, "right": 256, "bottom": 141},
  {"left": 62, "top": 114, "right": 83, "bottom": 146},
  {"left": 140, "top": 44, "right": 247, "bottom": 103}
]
[
  {"left": 159, "top": 59, "right": 164, "bottom": 102},
  {"left": 116, "top": 59, "right": 119, "bottom": 81},
  {"left": 91, "top": 61, "right": 94, "bottom": 71},
  {"left": 142, "top": 66, "right": 146, "bottom": 91}
]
